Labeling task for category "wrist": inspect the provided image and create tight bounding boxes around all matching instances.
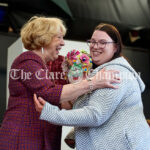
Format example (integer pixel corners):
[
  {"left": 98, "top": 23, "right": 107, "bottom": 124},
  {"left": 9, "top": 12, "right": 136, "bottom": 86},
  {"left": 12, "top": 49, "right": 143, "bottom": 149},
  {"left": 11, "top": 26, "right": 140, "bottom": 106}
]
[{"left": 86, "top": 78, "right": 94, "bottom": 93}]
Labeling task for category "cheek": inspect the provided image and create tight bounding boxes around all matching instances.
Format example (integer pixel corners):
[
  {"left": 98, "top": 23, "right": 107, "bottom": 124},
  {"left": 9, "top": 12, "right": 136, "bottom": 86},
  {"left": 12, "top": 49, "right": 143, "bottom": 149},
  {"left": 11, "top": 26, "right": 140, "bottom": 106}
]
[
  {"left": 104, "top": 50, "right": 115, "bottom": 61},
  {"left": 111, "top": 48, "right": 117, "bottom": 56},
  {"left": 89, "top": 48, "right": 92, "bottom": 54}
]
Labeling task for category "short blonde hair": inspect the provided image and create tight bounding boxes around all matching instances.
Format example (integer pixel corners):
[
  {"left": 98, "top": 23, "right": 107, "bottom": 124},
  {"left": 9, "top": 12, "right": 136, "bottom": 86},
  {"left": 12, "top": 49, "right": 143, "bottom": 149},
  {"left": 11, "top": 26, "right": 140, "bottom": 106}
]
[{"left": 20, "top": 16, "right": 67, "bottom": 50}]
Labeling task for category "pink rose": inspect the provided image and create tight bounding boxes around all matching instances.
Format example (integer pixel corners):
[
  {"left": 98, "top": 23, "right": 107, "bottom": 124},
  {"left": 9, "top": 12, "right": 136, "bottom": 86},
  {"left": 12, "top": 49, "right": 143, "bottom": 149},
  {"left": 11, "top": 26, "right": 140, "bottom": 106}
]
[{"left": 80, "top": 54, "right": 89, "bottom": 64}]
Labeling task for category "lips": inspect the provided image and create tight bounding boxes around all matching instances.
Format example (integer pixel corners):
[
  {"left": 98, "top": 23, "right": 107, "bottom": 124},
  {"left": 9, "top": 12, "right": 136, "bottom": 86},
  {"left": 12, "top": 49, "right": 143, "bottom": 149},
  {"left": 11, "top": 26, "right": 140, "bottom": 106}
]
[
  {"left": 92, "top": 51, "right": 102, "bottom": 56},
  {"left": 56, "top": 48, "right": 60, "bottom": 51},
  {"left": 93, "top": 51, "right": 98, "bottom": 55},
  {"left": 56, "top": 47, "right": 61, "bottom": 54}
]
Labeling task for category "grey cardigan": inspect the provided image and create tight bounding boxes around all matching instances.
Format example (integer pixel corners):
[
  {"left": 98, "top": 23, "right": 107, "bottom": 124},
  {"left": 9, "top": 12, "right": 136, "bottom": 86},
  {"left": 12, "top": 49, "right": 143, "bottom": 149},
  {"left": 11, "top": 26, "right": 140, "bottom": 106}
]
[{"left": 40, "top": 57, "right": 150, "bottom": 150}]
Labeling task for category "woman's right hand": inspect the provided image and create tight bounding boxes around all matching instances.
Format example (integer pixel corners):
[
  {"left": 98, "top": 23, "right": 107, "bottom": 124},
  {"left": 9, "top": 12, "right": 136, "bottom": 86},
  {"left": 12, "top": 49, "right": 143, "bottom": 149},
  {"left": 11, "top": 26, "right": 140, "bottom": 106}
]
[
  {"left": 91, "top": 68, "right": 120, "bottom": 89},
  {"left": 34, "top": 94, "right": 46, "bottom": 113}
]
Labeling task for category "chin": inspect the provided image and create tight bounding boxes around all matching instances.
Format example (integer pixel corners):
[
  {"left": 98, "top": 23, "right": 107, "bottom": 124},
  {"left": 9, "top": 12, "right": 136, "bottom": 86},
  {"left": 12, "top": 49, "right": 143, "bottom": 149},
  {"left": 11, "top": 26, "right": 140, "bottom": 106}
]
[
  {"left": 54, "top": 54, "right": 59, "bottom": 59},
  {"left": 55, "top": 55, "right": 59, "bottom": 59},
  {"left": 93, "top": 59, "right": 101, "bottom": 66}
]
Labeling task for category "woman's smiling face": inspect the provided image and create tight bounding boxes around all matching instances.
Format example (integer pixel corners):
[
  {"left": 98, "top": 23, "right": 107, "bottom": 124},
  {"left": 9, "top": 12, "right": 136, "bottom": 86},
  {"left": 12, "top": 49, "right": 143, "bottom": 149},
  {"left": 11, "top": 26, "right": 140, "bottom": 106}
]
[
  {"left": 90, "top": 30, "right": 117, "bottom": 66},
  {"left": 45, "top": 32, "right": 65, "bottom": 62}
]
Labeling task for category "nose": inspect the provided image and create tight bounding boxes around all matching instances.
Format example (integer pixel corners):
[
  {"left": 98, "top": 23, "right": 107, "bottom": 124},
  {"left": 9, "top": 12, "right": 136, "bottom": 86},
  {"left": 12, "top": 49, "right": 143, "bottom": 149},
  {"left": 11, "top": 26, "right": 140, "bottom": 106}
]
[
  {"left": 61, "top": 38, "right": 65, "bottom": 46},
  {"left": 93, "top": 42, "right": 99, "bottom": 49}
]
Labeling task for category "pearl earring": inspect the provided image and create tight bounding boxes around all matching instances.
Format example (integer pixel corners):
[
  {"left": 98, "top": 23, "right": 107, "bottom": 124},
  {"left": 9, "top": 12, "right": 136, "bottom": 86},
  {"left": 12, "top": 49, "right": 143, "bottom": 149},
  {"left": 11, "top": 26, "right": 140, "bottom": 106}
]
[{"left": 41, "top": 47, "right": 44, "bottom": 54}]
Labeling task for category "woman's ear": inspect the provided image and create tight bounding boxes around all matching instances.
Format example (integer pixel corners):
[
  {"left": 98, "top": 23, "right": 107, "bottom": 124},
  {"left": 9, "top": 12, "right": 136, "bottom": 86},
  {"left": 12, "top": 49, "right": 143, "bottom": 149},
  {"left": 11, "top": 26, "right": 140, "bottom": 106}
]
[{"left": 113, "top": 44, "right": 118, "bottom": 53}]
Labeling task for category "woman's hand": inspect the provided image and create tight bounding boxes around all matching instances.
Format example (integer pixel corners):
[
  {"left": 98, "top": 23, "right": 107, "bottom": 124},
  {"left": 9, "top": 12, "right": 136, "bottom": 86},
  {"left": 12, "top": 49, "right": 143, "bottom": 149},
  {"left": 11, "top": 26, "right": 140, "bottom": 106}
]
[
  {"left": 34, "top": 94, "right": 46, "bottom": 113},
  {"left": 91, "top": 68, "right": 121, "bottom": 89}
]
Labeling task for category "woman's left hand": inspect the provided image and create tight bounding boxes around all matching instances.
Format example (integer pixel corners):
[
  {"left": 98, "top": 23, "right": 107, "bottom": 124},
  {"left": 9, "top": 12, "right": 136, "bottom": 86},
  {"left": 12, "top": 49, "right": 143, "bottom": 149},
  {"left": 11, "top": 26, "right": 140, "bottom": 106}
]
[
  {"left": 34, "top": 94, "right": 46, "bottom": 113},
  {"left": 91, "top": 68, "right": 121, "bottom": 89}
]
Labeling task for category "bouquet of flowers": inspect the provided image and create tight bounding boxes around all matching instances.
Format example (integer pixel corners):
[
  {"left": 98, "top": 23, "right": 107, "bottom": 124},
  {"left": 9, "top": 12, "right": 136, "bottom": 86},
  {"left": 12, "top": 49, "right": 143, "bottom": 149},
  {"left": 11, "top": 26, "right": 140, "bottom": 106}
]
[{"left": 62, "top": 49, "right": 92, "bottom": 83}]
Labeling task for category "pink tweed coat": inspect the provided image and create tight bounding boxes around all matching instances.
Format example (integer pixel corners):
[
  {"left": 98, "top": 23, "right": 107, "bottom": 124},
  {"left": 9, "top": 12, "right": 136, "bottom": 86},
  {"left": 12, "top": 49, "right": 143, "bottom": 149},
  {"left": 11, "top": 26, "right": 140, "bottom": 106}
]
[{"left": 0, "top": 51, "right": 65, "bottom": 150}]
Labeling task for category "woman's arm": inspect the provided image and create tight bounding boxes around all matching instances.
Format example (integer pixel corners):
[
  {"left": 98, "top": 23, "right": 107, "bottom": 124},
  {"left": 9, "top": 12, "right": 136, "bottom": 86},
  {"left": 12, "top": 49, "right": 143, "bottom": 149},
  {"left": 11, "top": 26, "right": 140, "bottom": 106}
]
[
  {"left": 18, "top": 60, "right": 63, "bottom": 106},
  {"left": 19, "top": 59, "right": 120, "bottom": 105},
  {"left": 60, "top": 68, "right": 120, "bottom": 103},
  {"left": 34, "top": 66, "right": 132, "bottom": 127},
  {"left": 34, "top": 82, "right": 128, "bottom": 127},
  {"left": 34, "top": 80, "right": 122, "bottom": 127}
]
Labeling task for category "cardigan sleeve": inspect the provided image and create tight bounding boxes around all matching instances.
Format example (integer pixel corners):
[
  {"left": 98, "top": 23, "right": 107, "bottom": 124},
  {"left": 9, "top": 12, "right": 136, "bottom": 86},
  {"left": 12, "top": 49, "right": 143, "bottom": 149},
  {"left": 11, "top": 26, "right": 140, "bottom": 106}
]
[
  {"left": 17, "top": 59, "right": 63, "bottom": 106},
  {"left": 40, "top": 65, "right": 135, "bottom": 127}
]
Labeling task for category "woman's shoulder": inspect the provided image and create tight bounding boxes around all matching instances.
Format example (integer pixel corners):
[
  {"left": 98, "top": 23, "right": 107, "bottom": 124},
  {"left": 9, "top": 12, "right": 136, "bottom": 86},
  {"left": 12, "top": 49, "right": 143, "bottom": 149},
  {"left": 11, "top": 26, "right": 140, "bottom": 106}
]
[
  {"left": 16, "top": 51, "right": 42, "bottom": 62},
  {"left": 11, "top": 51, "right": 43, "bottom": 68},
  {"left": 94, "top": 57, "right": 131, "bottom": 71}
]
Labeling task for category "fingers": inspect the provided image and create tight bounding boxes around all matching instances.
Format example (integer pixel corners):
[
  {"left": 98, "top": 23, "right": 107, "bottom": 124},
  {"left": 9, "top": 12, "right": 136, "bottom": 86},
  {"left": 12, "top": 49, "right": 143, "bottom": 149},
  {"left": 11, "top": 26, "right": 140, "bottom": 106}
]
[
  {"left": 34, "top": 94, "right": 40, "bottom": 106},
  {"left": 107, "top": 70, "right": 120, "bottom": 81},
  {"left": 33, "top": 94, "right": 45, "bottom": 113},
  {"left": 106, "top": 78, "right": 121, "bottom": 89},
  {"left": 104, "top": 82, "right": 119, "bottom": 89},
  {"left": 93, "top": 68, "right": 121, "bottom": 90},
  {"left": 33, "top": 94, "right": 40, "bottom": 112},
  {"left": 33, "top": 93, "right": 37, "bottom": 101},
  {"left": 98, "top": 68, "right": 120, "bottom": 81},
  {"left": 107, "top": 84, "right": 119, "bottom": 89},
  {"left": 38, "top": 97, "right": 46, "bottom": 105},
  {"left": 113, "top": 75, "right": 120, "bottom": 80},
  {"left": 110, "top": 78, "right": 121, "bottom": 83},
  {"left": 33, "top": 94, "right": 45, "bottom": 106}
]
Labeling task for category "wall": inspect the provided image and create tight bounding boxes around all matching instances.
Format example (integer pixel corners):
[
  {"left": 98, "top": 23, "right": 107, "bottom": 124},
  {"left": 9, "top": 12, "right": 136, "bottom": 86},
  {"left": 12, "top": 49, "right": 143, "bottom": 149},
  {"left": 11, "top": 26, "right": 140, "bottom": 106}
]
[{"left": 0, "top": 32, "right": 18, "bottom": 123}]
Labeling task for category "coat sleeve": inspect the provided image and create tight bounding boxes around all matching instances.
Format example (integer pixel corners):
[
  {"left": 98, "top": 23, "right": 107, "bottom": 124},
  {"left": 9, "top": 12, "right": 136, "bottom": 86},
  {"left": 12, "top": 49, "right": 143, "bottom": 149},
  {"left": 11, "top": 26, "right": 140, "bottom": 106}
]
[
  {"left": 18, "top": 59, "right": 63, "bottom": 106},
  {"left": 40, "top": 65, "right": 135, "bottom": 127}
]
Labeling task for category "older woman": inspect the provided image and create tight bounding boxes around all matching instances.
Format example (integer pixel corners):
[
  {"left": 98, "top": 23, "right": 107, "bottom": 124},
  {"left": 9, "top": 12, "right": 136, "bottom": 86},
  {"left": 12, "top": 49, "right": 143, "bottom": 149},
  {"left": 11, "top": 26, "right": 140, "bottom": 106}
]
[
  {"left": 0, "top": 17, "right": 119, "bottom": 150},
  {"left": 34, "top": 23, "right": 150, "bottom": 150}
]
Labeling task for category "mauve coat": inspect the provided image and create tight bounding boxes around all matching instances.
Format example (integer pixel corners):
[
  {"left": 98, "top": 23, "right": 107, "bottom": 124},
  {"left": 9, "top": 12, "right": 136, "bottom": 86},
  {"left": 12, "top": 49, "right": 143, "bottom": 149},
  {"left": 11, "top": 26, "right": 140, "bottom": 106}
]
[{"left": 0, "top": 51, "right": 66, "bottom": 150}]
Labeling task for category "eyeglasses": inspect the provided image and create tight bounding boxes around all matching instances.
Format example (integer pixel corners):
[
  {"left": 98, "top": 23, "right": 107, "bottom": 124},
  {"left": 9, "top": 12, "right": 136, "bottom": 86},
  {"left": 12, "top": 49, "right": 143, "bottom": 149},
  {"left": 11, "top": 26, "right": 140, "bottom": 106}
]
[{"left": 87, "top": 39, "right": 116, "bottom": 48}]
